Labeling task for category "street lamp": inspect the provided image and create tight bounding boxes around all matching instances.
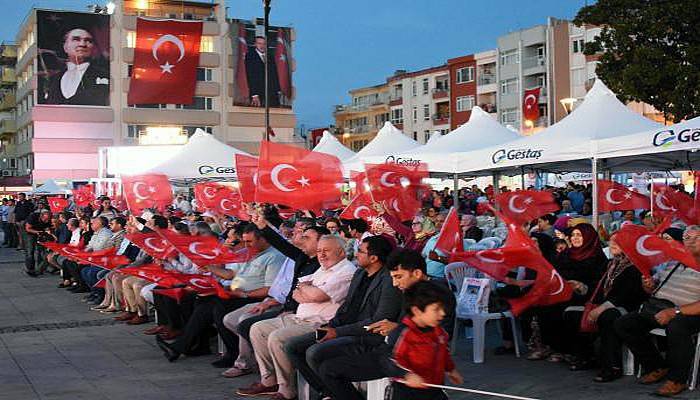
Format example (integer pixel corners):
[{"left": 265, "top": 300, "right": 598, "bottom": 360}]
[{"left": 560, "top": 97, "right": 579, "bottom": 115}]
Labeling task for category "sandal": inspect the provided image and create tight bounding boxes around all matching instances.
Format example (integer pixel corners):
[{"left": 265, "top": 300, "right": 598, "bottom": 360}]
[
  {"left": 547, "top": 352, "right": 564, "bottom": 363},
  {"left": 526, "top": 348, "right": 551, "bottom": 361}
]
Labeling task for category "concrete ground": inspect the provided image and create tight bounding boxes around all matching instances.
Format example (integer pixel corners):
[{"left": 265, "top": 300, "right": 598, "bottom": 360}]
[{"left": 0, "top": 247, "right": 691, "bottom": 400}]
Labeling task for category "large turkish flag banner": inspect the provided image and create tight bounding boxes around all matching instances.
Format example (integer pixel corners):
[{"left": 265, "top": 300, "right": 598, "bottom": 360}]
[
  {"left": 128, "top": 18, "right": 203, "bottom": 105},
  {"left": 255, "top": 141, "right": 344, "bottom": 211},
  {"left": 597, "top": 180, "right": 650, "bottom": 212},
  {"left": 523, "top": 88, "right": 541, "bottom": 122}
]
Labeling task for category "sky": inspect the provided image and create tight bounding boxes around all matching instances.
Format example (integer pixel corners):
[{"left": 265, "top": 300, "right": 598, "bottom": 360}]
[{"left": 0, "top": 0, "right": 589, "bottom": 130}]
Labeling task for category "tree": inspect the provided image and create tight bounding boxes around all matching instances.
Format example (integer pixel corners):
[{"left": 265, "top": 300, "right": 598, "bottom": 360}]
[{"left": 574, "top": 0, "right": 700, "bottom": 122}]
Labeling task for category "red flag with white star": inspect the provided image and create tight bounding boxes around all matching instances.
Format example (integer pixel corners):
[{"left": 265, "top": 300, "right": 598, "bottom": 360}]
[
  {"left": 128, "top": 18, "right": 203, "bottom": 105},
  {"left": 235, "top": 154, "right": 259, "bottom": 203},
  {"left": 156, "top": 229, "right": 256, "bottom": 267},
  {"left": 597, "top": 180, "right": 651, "bottom": 212},
  {"left": 614, "top": 224, "right": 698, "bottom": 275},
  {"left": 365, "top": 163, "right": 428, "bottom": 202},
  {"left": 255, "top": 141, "right": 343, "bottom": 211},
  {"left": 125, "top": 231, "right": 177, "bottom": 260},
  {"left": 275, "top": 28, "right": 292, "bottom": 100},
  {"left": 339, "top": 193, "right": 378, "bottom": 222},
  {"left": 495, "top": 190, "right": 559, "bottom": 226},
  {"left": 72, "top": 184, "right": 95, "bottom": 208},
  {"left": 435, "top": 207, "right": 464, "bottom": 254},
  {"left": 523, "top": 87, "right": 540, "bottom": 122},
  {"left": 47, "top": 197, "right": 69, "bottom": 214},
  {"left": 121, "top": 173, "right": 173, "bottom": 215}
]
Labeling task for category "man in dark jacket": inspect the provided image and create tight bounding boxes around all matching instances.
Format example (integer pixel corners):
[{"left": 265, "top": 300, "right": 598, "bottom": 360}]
[
  {"left": 284, "top": 235, "right": 401, "bottom": 397},
  {"left": 14, "top": 193, "right": 34, "bottom": 250},
  {"left": 245, "top": 36, "right": 280, "bottom": 107}
]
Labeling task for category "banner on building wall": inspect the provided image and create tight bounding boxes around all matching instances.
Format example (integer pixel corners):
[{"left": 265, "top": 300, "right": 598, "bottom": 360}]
[
  {"left": 36, "top": 10, "right": 110, "bottom": 106},
  {"left": 522, "top": 87, "right": 541, "bottom": 122},
  {"left": 128, "top": 18, "right": 203, "bottom": 105},
  {"left": 230, "top": 19, "right": 293, "bottom": 109}
]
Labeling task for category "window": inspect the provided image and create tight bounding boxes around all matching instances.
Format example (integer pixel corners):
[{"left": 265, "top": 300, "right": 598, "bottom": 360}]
[
  {"left": 126, "top": 125, "right": 145, "bottom": 138},
  {"left": 572, "top": 68, "right": 586, "bottom": 86},
  {"left": 501, "top": 78, "right": 518, "bottom": 95},
  {"left": 176, "top": 97, "right": 213, "bottom": 110},
  {"left": 412, "top": 81, "right": 417, "bottom": 96},
  {"left": 501, "top": 108, "right": 519, "bottom": 125},
  {"left": 133, "top": 103, "right": 167, "bottom": 109},
  {"left": 183, "top": 13, "right": 195, "bottom": 20},
  {"left": 183, "top": 126, "right": 213, "bottom": 136},
  {"left": 390, "top": 108, "right": 403, "bottom": 124},
  {"left": 500, "top": 49, "right": 519, "bottom": 65},
  {"left": 196, "top": 68, "right": 213, "bottom": 82},
  {"left": 126, "top": 31, "right": 136, "bottom": 48},
  {"left": 200, "top": 36, "right": 214, "bottom": 52},
  {"left": 412, "top": 106, "right": 417, "bottom": 122},
  {"left": 424, "top": 131, "right": 430, "bottom": 143},
  {"left": 413, "top": 131, "right": 417, "bottom": 141},
  {"left": 440, "top": 129, "right": 450, "bottom": 135},
  {"left": 537, "top": 75, "right": 546, "bottom": 88},
  {"left": 537, "top": 46, "right": 546, "bottom": 58},
  {"left": 456, "top": 66, "right": 474, "bottom": 84},
  {"left": 127, "top": 64, "right": 133, "bottom": 77},
  {"left": 8, "top": 158, "right": 16, "bottom": 169},
  {"left": 572, "top": 38, "right": 585, "bottom": 53},
  {"left": 423, "top": 104, "right": 430, "bottom": 120},
  {"left": 422, "top": 78, "right": 429, "bottom": 95},
  {"left": 456, "top": 96, "right": 475, "bottom": 112}
]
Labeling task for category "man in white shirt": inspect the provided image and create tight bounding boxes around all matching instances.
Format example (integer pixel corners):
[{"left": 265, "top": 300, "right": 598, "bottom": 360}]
[{"left": 238, "top": 235, "right": 356, "bottom": 400}]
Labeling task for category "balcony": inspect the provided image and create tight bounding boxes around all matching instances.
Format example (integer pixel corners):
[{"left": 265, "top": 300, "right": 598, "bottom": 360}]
[
  {"left": 0, "top": 68, "right": 15, "bottom": 85},
  {"left": 522, "top": 56, "right": 546, "bottom": 71},
  {"left": 0, "top": 118, "right": 15, "bottom": 135},
  {"left": 334, "top": 104, "right": 369, "bottom": 114},
  {"left": 478, "top": 74, "right": 496, "bottom": 86},
  {"left": 0, "top": 92, "right": 15, "bottom": 111},
  {"left": 432, "top": 87, "right": 449, "bottom": 99},
  {"left": 342, "top": 125, "right": 370, "bottom": 134},
  {"left": 479, "top": 103, "right": 497, "bottom": 114},
  {"left": 0, "top": 44, "right": 16, "bottom": 61},
  {"left": 389, "top": 94, "right": 403, "bottom": 107},
  {"left": 432, "top": 113, "right": 450, "bottom": 126}
]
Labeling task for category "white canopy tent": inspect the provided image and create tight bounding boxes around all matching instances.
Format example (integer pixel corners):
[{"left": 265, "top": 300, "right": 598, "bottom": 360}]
[
  {"left": 145, "top": 129, "right": 250, "bottom": 181},
  {"left": 342, "top": 121, "right": 421, "bottom": 174},
  {"left": 451, "top": 80, "right": 663, "bottom": 176},
  {"left": 33, "top": 179, "right": 69, "bottom": 195},
  {"left": 425, "top": 131, "right": 443, "bottom": 145},
  {"left": 372, "top": 106, "right": 522, "bottom": 173},
  {"left": 594, "top": 116, "right": 700, "bottom": 173},
  {"left": 312, "top": 130, "right": 356, "bottom": 162}
]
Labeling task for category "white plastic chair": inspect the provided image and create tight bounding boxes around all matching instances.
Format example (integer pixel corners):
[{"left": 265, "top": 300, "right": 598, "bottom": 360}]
[
  {"left": 625, "top": 328, "right": 700, "bottom": 390},
  {"left": 478, "top": 237, "right": 502, "bottom": 249},
  {"left": 493, "top": 227, "right": 508, "bottom": 241},
  {"left": 481, "top": 226, "right": 493, "bottom": 239},
  {"left": 445, "top": 263, "right": 521, "bottom": 363},
  {"left": 463, "top": 238, "right": 477, "bottom": 250}
]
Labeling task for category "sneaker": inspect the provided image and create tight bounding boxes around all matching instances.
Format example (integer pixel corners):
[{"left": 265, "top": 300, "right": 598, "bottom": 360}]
[
  {"left": 639, "top": 368, "right": 669, "bottom": 385},
  {"left": 236, "top": 383, "right": 279, "bottom": 396},
  {"left": 222, "top": 367, "right": 252, "bottom": 378},
  {"left": 655, "top": 380, "right": 688, "bottom": 397}
]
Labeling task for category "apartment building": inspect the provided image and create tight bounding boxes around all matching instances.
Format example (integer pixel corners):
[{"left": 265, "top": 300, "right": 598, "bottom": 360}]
[
  {"left": 2, "top": 0, "right": 298, "bottom": 185},
  {"left": 447, "top": 54, "right": 476, "bottom": 130},
  {"left": 388, "top": 66, "right": 450, "bottom": 144},
  {"left": 0, "top": 42, "right": 17, "bottom": 180},
  {"left": 333, "top": 83, "right": 389, "bottom": 151},
  {"left": 496, "top": 17, "right": 571, "bottom": 135},
  {"left": 475, "top": 50, "right": 497, "bottom": 119}
]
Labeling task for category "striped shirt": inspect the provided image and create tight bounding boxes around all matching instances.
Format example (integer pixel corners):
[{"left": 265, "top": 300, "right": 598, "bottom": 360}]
[{"left": 655, "top": 264, "right": 700, "bottom": 306}]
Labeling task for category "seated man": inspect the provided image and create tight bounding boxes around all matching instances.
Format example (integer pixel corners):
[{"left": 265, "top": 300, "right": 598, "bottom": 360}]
[
  {"left": 285, "top": 235, "right": 400, "bottom": 398},
  {"left": 615, "top": 225, "right": 700, "bottom": 397},
  {"left": 156, "top": 224, "right": 285, "bottom": 363},
  {"left": 63, "top": 216, "right": 113, "bottom": 292},
  {"left": 237, "top": 235, "right": 356, "bottom": 400},
  {"left": 80, "top": 216, "right": 127, "bottom": 304},
  {"left": 315, "top": 248, "right": 455, "bottom": 400}
]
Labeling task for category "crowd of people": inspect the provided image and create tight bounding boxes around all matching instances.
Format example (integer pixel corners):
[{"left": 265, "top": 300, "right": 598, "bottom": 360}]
[{"left": 9, "top": 181, "right": 700, "bottom": 399}]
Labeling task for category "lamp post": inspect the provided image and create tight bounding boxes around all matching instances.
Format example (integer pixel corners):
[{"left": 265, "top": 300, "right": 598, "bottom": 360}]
[{"left": 263, "top": 0, "right": 271, "bottom": 141}]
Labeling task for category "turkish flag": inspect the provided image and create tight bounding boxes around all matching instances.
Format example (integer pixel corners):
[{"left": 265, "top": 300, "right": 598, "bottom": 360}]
[
  {"left": 194, "top": 182, "right": 225, "bottom": 210},
  {"left": 495, "top": 190, "right": 559, "bottom": 226},
  {"left": 435, "top": 207, "right": 464, "bottom": 255},
  {"left": 47, "top": 197, "right": 69, "bottom": 214},
  {"left": 350, "top": 171, "right": 370, "bottom": 196},
  {"left": 255, "top": 141, "right": 344, "bottom": 211},
  {"left": 613, "top": 224, "right": 698, "bottom": 276},
  {"left": 121, "top": 174, "right": 173, "bottom": 215},
  {"left": 652, "top": 184, "right": 698, "bottom": 225},
  {"left": 339, "top": 193, "right": 378, "bottom": 222},
  {"left": 597, "top": 180, "right": 651, "bottom": 212},
  {"left": 382, "top": 192, "right": 423, "bottom": 221},
  {"left": 73, "top": 185, "right": 95, "bottom": 208},
  {"left": 110, "top": 195, "right": 127, "bottom": 212},
  {"left": 125, "top": 231, "right": 177, "bottom": 260},
  {"left": 523, "top": 88, "right": 540, "bottom": 122},
  {"left": 128, "top": 18, "right": 203, "bottom": 105},
  {"left": 365, "top": 163, "right": 428, "bottom": 202},
  {"left": 275, "top": 29, "right": 292, "bottom": 100},
  {"left": 235, "top": 154, "right": 259, "bottom": 203},
  {"left": 84, "top": 249, "right": 131, "bottom": 270},
  {"left": 157, "top": 229, "right": 255, "bottom": 267},
  {"left": 210, "top": 185, "right": 245, "bottom": 218},
  {"left": 118, "top": 264, "right": 187, "bottom": 284},
  {"left": 235, "top": 24, "right": 250, "bottom": 104}
]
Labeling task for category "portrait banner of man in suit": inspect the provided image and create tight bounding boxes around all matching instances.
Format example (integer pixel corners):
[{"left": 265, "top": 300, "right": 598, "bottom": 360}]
[
  {"left": 36, "top": 10, "right": 110, "bottom": 106},
  {"left": 230, "top": 20, "right": 293, "bottom": 109}
]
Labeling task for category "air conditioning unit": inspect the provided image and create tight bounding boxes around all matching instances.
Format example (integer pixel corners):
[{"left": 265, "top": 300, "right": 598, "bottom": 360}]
[{"left": 2, "top": 170, "right": 11, "bottom": 177}]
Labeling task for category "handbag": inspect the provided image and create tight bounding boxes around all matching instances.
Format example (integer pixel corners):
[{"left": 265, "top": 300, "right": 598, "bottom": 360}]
[
  {"left": 580, "top": 278, "right": 605, "bottom": 333},
  {"left": 638, "top": 262, "right": 681, "bottom": 318}
]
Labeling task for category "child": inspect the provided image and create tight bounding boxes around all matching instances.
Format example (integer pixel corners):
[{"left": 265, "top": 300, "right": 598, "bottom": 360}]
[{"left": 383, "top": 281, "right": 463, "bottom": 399}]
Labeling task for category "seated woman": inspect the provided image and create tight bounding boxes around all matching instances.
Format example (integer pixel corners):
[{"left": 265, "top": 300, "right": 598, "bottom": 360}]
[
  {"left": 376, "top": 203, "right": 433, "bottom": 252},
  {"left": 461, "top": 214, "right": 483, "bottom": 242},
  {"left": 563, "top": 233, "right": 647, "bottom": 380},
  {"left": 529, "top": 223, "right": 607, "bottom": 362}
]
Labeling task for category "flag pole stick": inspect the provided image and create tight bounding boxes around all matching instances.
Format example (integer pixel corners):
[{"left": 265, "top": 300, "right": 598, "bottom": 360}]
[
  {"left": 263, "top": 0, "right": 271, "bottom": 141},
  {"left": 399, "top": 381, "right": 541, "bottom": 400}
]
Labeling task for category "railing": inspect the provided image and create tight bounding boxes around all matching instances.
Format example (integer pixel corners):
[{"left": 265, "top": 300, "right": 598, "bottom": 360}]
[
  {"left": 522, "top": 56, "right": 546, "bottom": 69},
  {"left": 479, "top": 103, "right": 497, "bottom": 113},
  {"left": 334, "top": 104, "right": 369, "bottom": 113},
  {"left": 478, "top": 74, "right": 496, "bottom": 85},
  {"left": 432, "top": 87, "right": 449, "bottom": 94},
  {"left": 0, "top": 68, "right": 15, "bottom": 83},
  {"left": 0, "top": 118, "right": 15, "bottom": 133}
]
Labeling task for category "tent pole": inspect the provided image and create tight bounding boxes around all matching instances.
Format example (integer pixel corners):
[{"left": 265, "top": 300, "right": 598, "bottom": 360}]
[
  {"left": 492, "top": 172, "right": 500, "bottom": 197},
  {"left": 591, "top": 158, "right": 599, "bottom": 230},
  {"left": 453, "top": 173, "right": 459, "bottom": 211},
  {"left": 520, "top": 167, "right": 526, "bottom": 189}
]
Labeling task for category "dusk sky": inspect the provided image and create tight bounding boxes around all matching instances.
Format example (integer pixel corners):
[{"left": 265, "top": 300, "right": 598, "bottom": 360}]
[{"left": 0, "top": 0, "right": 589, "bottom": 130}]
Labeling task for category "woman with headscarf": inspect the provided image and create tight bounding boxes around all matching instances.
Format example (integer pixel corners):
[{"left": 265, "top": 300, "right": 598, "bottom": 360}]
[
  {"left": 528, "top": 223, "right": 607, "bottom": 362},
  {"left": 376, "top": 204, "right": 433, "bottom": 252},
  {"left": 562, "top": 233, "right": 647, "bottom": 380},
  {"left": 460, "top": 214, "right": 483, "bottom": 242}
]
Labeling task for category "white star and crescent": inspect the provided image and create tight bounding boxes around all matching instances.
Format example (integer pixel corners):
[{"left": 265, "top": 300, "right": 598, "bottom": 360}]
[{"left": 152, "top": 34, "right": 186, "bottom": 75}]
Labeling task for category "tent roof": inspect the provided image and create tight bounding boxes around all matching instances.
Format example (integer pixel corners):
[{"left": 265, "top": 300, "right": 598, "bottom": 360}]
[
  {"left": 343, "top": 121, "right": 420, "bottom": 173},
  {"left": 34, "top": 179, "right": 68, "bottom": 194},
  {"left": 312, "top": 130, "right": 356, "bottom": 161},
  {"left": 395, "top": 106, "right": 522, "bottom": 173},
  {"left": 452, "top": 79, "right": 663, "bottom": 175},
  {"left": 594, "top": 115, "right": 700, "bottom": 172},
  {"left": 425, "top": 131, "right": 443, "bottom": 145},
  {"left": 145, "top": 129, "right": 250, "bottom": 179}
]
